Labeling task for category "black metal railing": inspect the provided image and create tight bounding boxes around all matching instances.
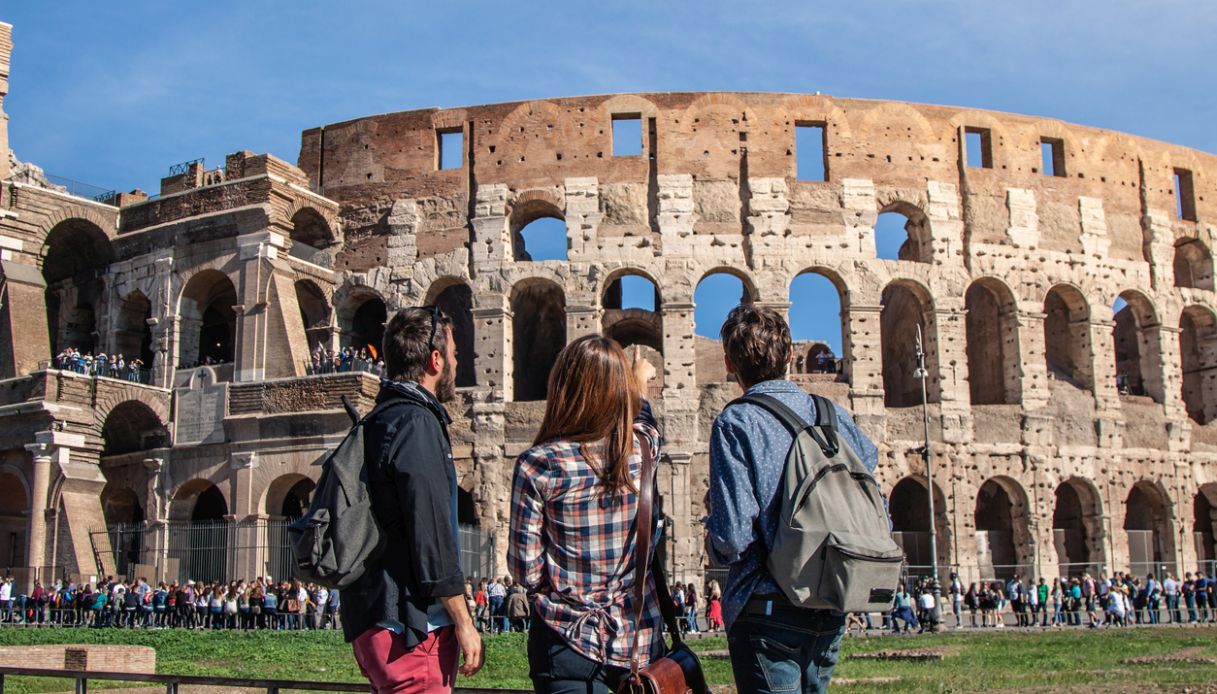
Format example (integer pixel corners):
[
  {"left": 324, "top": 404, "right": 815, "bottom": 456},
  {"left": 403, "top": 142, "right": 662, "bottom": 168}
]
[
  {"left": 0, "top": 667, "right": 526, "bottom": 694},
  {"left": 43, "top": 359, "right": 154, "bottom": 385},
  {"left": 167, "top": 158, "right": 204, "bottom": 176},
  {"left": 43, "top": 174, "right": 116, "bottom": 204}
]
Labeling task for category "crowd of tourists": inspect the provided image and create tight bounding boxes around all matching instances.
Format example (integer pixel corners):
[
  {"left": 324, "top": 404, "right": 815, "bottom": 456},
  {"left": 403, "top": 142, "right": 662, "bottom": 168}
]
[
  {"left": 307, "top": 345, "right": 384, "bottom": 376},
  {"left": 53, "top": 348, "right": 145, "bottom": 382},
  {"left": 876, "top": 569, "right": 1217, "bottom": 634},
  {"left": 0, "top": 574, "right": 340, "bottom": 630}
]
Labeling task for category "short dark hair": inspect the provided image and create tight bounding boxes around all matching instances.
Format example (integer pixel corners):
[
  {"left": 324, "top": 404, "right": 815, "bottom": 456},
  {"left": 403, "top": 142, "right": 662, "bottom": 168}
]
[
  {"left": 720, "top": 304, "right": 791, "bottom": 386},
  {"left": 383, "top": 306, "right": 452, "bottom": 383}
]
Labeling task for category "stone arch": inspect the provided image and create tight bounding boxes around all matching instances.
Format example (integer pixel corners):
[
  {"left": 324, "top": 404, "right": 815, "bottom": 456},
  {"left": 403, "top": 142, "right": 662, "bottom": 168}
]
[
  {"left": 0, "top": 468, "right": 28, "bottom": 569},
  {"left": 114, "top": 290, "right": 155, "bottom": 372},
  {"left": 295, "top": 279, "right": 332, "bottom": 352},
  {"left": 1043, "top": 284, "right": 1094, "bottom": 391},
  {"left": 1112, "top": 290, "right": 1164, "bottom": 402},
  {"left": 288, "top": 206, "right": 337, "bottom": 249},
  {"left": 262, "top": 474, "right": 316, "bottom": 519},
  {"left": 169, "top": 479, "right": 229, "bottom": 522},
  {"left": 788, "top": 268, "right": 848, "bottom": 381},
  {"left": 42, "top": 217, "right": 114, "bottom": 356},
  {"left": 177, "top": 269, "right": 238, "bottom": 367},
  {"left": 697, "top": 267, "right": 759, "bottom": 304},
  {"left": 881, "top": 280, "right": 939, "bottom": 406},
  {"left": 510, "top": 196, "right": 567, "bottom": 262},
  {"left": 1174, "top": 237, "right": 1213, "bottom": 290},
  {"left": 1053, "top": 476, "right": 1107, "bottom": 577},
  {"left": 974, "top": 476, "right": 1033, "bottom": 581},
  {"left": 889, "top": 475, "right": 951, "bottom": 574},
  {"left": 510, "top": 278, "right": 566, "bottom": 401},
  {"left": 874, "top": 200, "right": 932, "bottom": 263},
  {"left": 1179, "top": 304, "right": 1217, "bottom": 424},
  {"left": 102, "top": 486, "right": 144, "bottom": 527},
  {"left": 101, "top": 400, "right": 170, "bottom": 457},
  {"left": 168, "top": 479, "right": 229, "bottom": 583},
  {"left": 338, "top": 289, "right": 387, "bottom": 356},
  {"left": 427, "top": 278, "right": 476, "bottom": 387},
  {"left": 965, "top": 278, "right": 1021, "bottom": 405},
  {"left": 94, "top": 387, "right": 171, "bottom": 437},
  {"left": 1124, "top": 479, "right": 1177, "bottom": 578},
  {"left": 602, "top": 270, "right": 663, "bottom": 368},
  {"left": 1193, "top": 484, "right": 1217, "bottom": 571}
]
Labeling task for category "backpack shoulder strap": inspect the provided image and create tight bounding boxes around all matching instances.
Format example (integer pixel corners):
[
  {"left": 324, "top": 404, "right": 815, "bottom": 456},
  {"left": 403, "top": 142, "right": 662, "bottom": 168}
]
[{"left": 729, "top": 392, "right": 838, "bottom": 458}]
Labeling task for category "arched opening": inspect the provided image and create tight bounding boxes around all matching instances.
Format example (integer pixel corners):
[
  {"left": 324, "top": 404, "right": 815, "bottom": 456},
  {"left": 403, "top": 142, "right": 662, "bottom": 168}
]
[
  {"left": 103, "top": 486, "right": 145, "bottom": 576},
  {"left": 114, "top": 291, "right": 155, "bottom": 376},
  {"left": 965, "top": 279, "right": 1020, "bottom": 405},
  {"left": 1053, "top": 477, "right": 1106, "bottom": 578},
  {"left": 342, "top": 293, "right": 387, "bottom": 356},
  {"left": 874, "top": 203, "right": 931, "bottom": 263},
  {"left": 42, "top": 219, "right": 113, "bottom": 356},
  {"left": 264, "top": 475, "right": 315, "bottom": 519},
  {"left": 295, "top": 280, "right": 331, "bottom": 353},
  {"left": 1193, "top": 485, "right": 1217, "bottom": 573},
  {"left": 889, "top": 476, "right": 951, "bottom": 576},
  {"left": 881, "top": 282, "right": 938, "bottom": 407},
  {"left": 1112, "top": 292, "right": 1164, "bottom": 402},
  {"left": 169, "top": 481, "right": 229, "bottom": 583},
  {"left": 1180, "top": 305, "right": 1217, "bottom": 424},
  {"left": 974, "top": 478, "right": 1032, "bottom": 581},
  {"left": 0, "top": 472, "right": 28, "bottom": 568},
  {"left": 511, "top": 201, "right": 567, "bottom": 261},
  {"left": 789, "top": 271, "right": 845, "bottom": 380},
  {"left": 458, "top": 487, "right": 477, "bottom": 526},
  {"left": 430, "top": 281, "right": 477, "bottom": 388},
  {"left": 288, "top": 208, "right": 335, "bottom": 264},
  {"left": 602, "top": 273, "right": 663, "bottom": 393},
  {"left": 1174, "top": 238, "right": 1214, "bottom": 290},
  {"left": 101, "top": 401, "right": 169, "bottom": 457},
  {"left": 1043, "top": 285, "right": 1093, "bottom": 391},
  {"left": 1124, "top": 481, "right": 1176, "bottom": 578},
  {"left": 511, "top": 279, "right": 566, "bottom": 401},
  {"left": 694, "top": 271, "right": 755, "bottom": 385},
  {"left": 178, "top": 270, "right": 237, "bottom": 368}
]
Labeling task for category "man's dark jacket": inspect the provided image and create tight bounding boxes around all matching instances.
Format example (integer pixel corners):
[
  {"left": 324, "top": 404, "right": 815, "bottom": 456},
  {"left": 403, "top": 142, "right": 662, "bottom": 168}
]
[{"left": 339, "top": 380, "right": 464, "bottom": 646}]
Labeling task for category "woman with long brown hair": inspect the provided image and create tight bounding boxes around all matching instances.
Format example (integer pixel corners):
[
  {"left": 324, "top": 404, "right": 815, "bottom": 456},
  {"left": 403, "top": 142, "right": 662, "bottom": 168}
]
[{"left": 509, "top": 335, "right": 664, "bottom": 694}]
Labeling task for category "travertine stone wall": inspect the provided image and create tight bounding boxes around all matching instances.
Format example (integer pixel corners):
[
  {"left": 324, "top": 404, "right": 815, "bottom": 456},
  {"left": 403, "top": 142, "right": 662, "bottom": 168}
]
[{"left": 4, "top": 82, "right": 1217, "bottom": 588}]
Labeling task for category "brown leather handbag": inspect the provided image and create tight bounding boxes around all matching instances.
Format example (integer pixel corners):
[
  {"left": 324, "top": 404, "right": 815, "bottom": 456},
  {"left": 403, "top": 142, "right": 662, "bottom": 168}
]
[{"left": 617, "top": 438, "right": 711, "bottom": 694}]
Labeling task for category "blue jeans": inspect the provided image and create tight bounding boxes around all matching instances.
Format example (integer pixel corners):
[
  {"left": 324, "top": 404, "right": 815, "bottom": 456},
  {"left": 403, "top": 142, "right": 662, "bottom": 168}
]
[
  {"left": 488, "top": 596, "right": 505, "bottom": 632},
  {"left": 727, "top": 599, "right": 845, "bottom": 694}
]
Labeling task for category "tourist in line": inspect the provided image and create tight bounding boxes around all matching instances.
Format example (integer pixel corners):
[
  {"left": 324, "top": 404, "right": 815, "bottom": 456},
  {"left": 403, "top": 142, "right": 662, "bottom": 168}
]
[{"left": 509, "top": 336, "right": 664, "bottom": 693}]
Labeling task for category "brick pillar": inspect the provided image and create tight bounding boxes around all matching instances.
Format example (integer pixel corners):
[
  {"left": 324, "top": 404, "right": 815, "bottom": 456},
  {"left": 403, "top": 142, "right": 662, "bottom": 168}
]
[
  {"left": 0, "top": 21, "right": 10, "bottom": 182},
  {"left": 233, "top": 231, "right": 288, "bottom": 381},
  {"left": 0, "top": 259, "right": 51, "bottom": 376}
]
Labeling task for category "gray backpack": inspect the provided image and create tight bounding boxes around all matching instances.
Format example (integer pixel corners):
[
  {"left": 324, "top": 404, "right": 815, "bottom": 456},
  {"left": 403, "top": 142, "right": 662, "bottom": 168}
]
[
  {"left": 734, "top": 393, "right": 903, "bottom": 613},
  {"left": 288, "top": 398, "right": 408, "bottom": 589}
]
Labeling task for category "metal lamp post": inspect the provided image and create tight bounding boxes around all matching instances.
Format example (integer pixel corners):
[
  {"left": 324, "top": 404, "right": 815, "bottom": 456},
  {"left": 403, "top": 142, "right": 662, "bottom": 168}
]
[{"left": 914, "top": 324, "right": 944, "bottom": 628}]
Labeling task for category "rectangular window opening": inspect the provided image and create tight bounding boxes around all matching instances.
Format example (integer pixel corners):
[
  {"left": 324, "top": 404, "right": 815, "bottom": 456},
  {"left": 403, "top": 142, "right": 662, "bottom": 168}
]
[
  {"left": 1175, "top": 168, "right": 1197, "bottom": 221},
  {"left": 795, "top": 123, "right": 827, "bottom": 181},
  {"left": 1041, "top": 137, "right": 1065, "bottom": 177},
  {"left": 437, "top": 129, "right": 463, "bottom": 170},
  {"left": 964, "top": 127, "right": 993, "bottom": 169},
  {"left": 612, "top": 114, "right": 642, "bottom": 157}
]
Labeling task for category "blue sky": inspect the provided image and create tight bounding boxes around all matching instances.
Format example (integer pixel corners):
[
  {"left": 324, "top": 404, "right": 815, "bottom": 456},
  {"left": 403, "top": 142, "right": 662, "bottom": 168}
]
[{"left": 4, "top": 1, "right": 1215, "bottom": 348}]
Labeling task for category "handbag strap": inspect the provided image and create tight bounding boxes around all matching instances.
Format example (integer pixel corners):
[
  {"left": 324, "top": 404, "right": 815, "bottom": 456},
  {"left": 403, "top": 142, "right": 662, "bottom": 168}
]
[{"left": 628, "top": 436, "right": 686, "bottom": 682}]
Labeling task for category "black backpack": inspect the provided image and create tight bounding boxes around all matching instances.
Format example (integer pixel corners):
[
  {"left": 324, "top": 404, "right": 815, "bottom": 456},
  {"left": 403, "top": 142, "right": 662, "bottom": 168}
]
[{"left": 288, "top": 397, "right": 410, "bottom": 589}]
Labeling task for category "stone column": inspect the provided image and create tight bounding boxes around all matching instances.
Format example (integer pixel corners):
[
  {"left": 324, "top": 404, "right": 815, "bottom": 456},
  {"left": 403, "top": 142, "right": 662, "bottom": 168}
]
[
  {"left": 23, "top": 439, "right": 52, "bottom": 590},
  {"left": 1157, "top": 325, "right": 1191, "bottom": 450},
  {"left": 472, "top": 297, "right": 510, "bottom": 400},
  {"left": 150, "top": 256, "right": 175, "bottom": 388},
  {"left": 845, "top": 303, "right": 884, "bottom": 422},
  {"left": 933, "top": 303, "right": 972, "bottom": 444},
  {"left": 234, "top": 231, "right": 305, "bottom": 381},
  {"left": 471, "top": 185, "right": 509, "bottom": 264},
  {"left": 1090, "top": 318, "right": 1123, "bottom": 448},
  {"left": 565, "top": 305, "right": 599, "bottom": 342},
  {"left": 0, "top": 259, "right": 50, "bottom": 376},
  {"left": 1016, "top": 309, "right": 1050, "bottom": 411},
  {"left": 660, "top": 303, "right": 696, "bottom": 397}
]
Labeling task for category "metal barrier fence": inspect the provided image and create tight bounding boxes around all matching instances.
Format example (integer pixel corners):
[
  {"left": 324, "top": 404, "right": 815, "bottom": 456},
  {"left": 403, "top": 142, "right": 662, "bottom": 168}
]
[
  {"left": 0, "top": 667, "right": 524, "bottom": 694},
  {"left": 96, "top": 519, "right": 495, "bottom": 585}
]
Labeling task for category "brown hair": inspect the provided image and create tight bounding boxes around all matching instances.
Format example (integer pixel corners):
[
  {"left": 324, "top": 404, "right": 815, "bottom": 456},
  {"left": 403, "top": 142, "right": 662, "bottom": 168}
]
[
  {"left": 720, "top": 304, "right": 792, "bottom": 386},
  {"left": 383, "top": 306, "right": 452, "bottom": 383},
  {"left": 532, "top": 335, "right": 641, "bottom": 496}
]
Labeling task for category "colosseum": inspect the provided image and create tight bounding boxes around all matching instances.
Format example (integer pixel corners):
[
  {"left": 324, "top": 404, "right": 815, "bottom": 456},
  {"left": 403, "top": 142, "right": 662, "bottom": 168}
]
[{"left": 1, "top": 21, "right": 1216, "bottom": 591}]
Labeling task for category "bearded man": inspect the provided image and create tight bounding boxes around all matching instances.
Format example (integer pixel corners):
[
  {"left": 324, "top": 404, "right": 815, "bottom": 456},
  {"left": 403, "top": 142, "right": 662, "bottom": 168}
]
[{"left": 340, "top": 305, "right": 483, "bottom": 694}]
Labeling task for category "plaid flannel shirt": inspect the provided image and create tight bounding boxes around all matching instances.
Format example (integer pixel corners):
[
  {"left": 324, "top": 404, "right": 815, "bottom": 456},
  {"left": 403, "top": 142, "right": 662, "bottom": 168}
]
[{"left": 508, "top": 402, "right": 665, "bottom": 668}]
